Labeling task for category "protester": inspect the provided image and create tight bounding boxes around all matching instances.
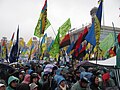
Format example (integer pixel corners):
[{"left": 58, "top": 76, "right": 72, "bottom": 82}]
[
  {"left": 71, "top": 77, "right": 91, "bottom": 90},
  {"left": 55, "top": 76, "right": 69, "bottom": 90},
  {"left": 22, "top": 74, "right": 30, "bottom": 84},
  {"left": 90, "top": 76, "right": 101, "bottom": 90},
  {"left": 102, "top": 69, "right": 116, "bottom": 90},
  {"left": 0, "top": 83, "right": 6, "bottom": 90},
  {"left": 29, "top": 83, "right": 38, "bottom": 90},
  {"left": 30, "top": 73, "right": 41, "bottom": 90},
  {"left": 41, "top": 66, "right": 57, "bottom": 90},
  {"left": 39, "top": 72, "right": 48, "bottom": 88},
  {"left": 18, "top": 70, "right": 25, "bottom": 83},
  {"left": 6, "top": 76, "right": 19, "bottom": 90},
  {"left": 16, "top": 83, "right": 30, "bottom": 90}
]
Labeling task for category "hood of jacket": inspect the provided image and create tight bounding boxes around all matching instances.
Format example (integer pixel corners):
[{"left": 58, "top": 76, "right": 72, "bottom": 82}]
[{"left": 8, "top": 76, "right": 19, "bottom": 85}]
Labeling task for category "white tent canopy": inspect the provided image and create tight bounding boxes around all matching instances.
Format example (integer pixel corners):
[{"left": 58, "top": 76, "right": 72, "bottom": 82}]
[{"left": 89, "top": 56, "right": 116, "bottom": 66}]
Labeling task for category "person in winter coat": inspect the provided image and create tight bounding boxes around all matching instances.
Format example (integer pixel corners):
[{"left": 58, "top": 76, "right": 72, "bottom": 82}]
[
  {"left": 71, "top": 77, "right": 91, "bottom": 90},
  {"left": 90, "top": 76, "right": 101, "bottom": 90},
  {"left": 22, "top": 74, "right": 30, "bottom": 84},
  {"left": 54, "top": 68, "right": 63, "bottom": 82},
  {"left": 0, "top": 83, "right": 6, "bottom": 90},
  {"left": 16, "top": 83, "right": 30, "bottom": 90},
  {"left": 18, "top": 70, "right": 25, "bottom": 83},
  {"left": 39, "top": 72, "right": 48, "bottom": 88},
  {"left": 30, "top": 73, "right": 41, "bottom": 90},
  {"left": 55, "top": 76, "right": 69, "bottom": 90},
  {"left": 29, "top": 83, "right": 38, "bottom": 90},
  {"left": 16, "top": 74, "right": 31, "bottom": 90},
  {"left": 101, "top": 68, "right": 116, "bottom": 90},
  {"left": 41, "top": 74, "right": 57, "bottom": 90},
  {"left": 6, "top": 76, "right": 19, "bottom": 90}
]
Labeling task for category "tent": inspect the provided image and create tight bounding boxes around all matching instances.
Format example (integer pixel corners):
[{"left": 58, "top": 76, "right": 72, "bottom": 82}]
[
  {"left": 77, "top": 56, "right": 116, "bottom": 69},
  {"left": 89, "top": 56, "right": 116, "bottom": 66}
]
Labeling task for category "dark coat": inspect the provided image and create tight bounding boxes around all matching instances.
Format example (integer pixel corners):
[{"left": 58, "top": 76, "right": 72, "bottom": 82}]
[
  {"left": 16, "top": 83, "right": 30, "bottom": 90},
  {"left": 42, "top": 78, "right": 57, "bottom": 90}
]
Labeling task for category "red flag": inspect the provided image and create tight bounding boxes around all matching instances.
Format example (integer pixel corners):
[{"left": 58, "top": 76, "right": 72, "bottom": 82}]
[
  {"left": 79, "top": 44, "right": 86, "bottom": 53},
  {"left": 109, "top": 46, "right": 116, "bottom": 57},
  {"left": 11, "top": 32, "right": 15, "bottom": 41},
  {"left": 82, "top": 26, "right": 88, "bottom": 40},
  {"left": 60, "top": 34, "right": 70, "bottom": 48},
  {"left": 75, "top": 33, "right": 83, "bottom": 57},
  {"left": 76, "top": 44, "right": 86, "bottom": 60},
  {"left": 75, "top": 27, "right": 88, "bottom": 57}
]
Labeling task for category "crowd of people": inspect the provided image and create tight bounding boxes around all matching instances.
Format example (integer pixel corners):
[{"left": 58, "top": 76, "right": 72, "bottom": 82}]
[{"left": 0, "top": 60, "right": 119, "bottom": 90}]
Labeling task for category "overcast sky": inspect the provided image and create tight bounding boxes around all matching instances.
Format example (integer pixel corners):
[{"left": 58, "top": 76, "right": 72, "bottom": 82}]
[{"left": 0, "top": 0, "right": 120, "bottom": 42}]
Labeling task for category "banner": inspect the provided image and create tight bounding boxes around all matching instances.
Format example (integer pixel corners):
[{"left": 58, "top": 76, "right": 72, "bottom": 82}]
[{"left": 58, "top": 18, "right": 71, "bottom": 38}]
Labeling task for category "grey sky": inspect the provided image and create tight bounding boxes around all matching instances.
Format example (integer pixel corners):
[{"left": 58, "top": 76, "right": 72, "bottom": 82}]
[{"left": 0, "top": 0, "right": 120, "bottom": 42}]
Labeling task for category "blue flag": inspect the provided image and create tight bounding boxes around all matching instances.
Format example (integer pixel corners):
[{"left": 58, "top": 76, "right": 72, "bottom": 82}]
[
  {"left": 96, "top": 0, "right": 102, "bottom": 26},
  {"left": 66, "top": 41, "right": 74, "bottom": 54},
  {"left": 47, "top": 40, "right": 54, "bottom": 52},
  {"left": 9, "top": 26, "right": 19, "bottom": 63},
  {"left": 85, "top": 23, "right": 96, "bottom": 46},
  {"left": 41, "top": 33, "right": 47, "bottom": 45}
]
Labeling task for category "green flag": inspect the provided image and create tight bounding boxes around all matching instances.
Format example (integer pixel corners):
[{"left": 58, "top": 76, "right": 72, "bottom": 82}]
[
  {"left": 45, "top": 19, "right": 51, "bottom": 30},
  {"left": 34, "top": 18, "right": 51, "bottom": 38},
  {"left": 58, "top": 18, "right": 71, "bottom": 38},
  {"left": 99, "top": 33, "right": 114, "bottom": 57},
  {"left": 49, "top": 31, "right": 60, "bottom": 58}
]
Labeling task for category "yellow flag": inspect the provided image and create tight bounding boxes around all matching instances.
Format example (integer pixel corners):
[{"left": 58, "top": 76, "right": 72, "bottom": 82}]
[
  {"left": 19, "top": 38, "right": 24, "bottom": 47},
  {"left": 27, "top": 38, "right": 32, "bottom": 47},
  {"left": 94, "top": 16, "right": 100, "bottom": 48}
]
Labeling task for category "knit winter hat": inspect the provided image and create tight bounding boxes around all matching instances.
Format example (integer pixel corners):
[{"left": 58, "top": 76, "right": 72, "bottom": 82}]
[{"left": 29, "top": 83, "right": 38, "bottom": 90}]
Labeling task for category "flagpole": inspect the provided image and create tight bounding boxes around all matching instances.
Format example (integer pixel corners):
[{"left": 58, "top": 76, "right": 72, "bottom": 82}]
[
  {"left": 51, "top": 25, "right": 57, "bottom": 36},
  {"left": 102, "top": 0, "right": 105, "bottom": 26},
  {"left": 112, "top": 22, "right": 118, "bottom": 57},
  {"left": 38, "top": 38, "right": 41, "bottom": 60},
  {"left": 112, "top": 22, "right": 117, "bottom": 44}
]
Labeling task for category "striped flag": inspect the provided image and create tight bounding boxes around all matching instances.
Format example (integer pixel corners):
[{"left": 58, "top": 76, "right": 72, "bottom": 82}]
[
  {"left": 9, "top": 26, "right": 19, "bottom": 63},
  {"left": 34, "top": 0, "right": 50, "bottom": 38},
  {"left": 8, "top": 32, "right": 15, "bottom": 51}
]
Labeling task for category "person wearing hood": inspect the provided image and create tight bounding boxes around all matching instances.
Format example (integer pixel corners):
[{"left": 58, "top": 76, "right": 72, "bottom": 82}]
[
  {"left": 6, "top": 76, "right": 19, "bottom": 90},
  {"left": 54, "top": 68, "right": 63, "bottom": 82},
  {"left": 22, "top": 74, "right": 30, "bottom": 84},
  {"left": 39, "top": 72, "right": 48, "bottom": 89},
  {"left": 16, "top": 74, "right": 30, "bottom": 90},
  {"left": 71, "top": 77, "right": 91, "bottom": 90},
  {"left": 55, "top": 76, "right": 69, "bottom": 90}
]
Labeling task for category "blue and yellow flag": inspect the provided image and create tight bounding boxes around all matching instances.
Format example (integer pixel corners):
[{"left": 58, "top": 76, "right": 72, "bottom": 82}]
[
  {"left": 47, "top": 40, "right": 54, "bottom": 52},
  {"left": 66, "top": 41, "right": 74, "bottom": 55},
  {"left": 9, "top": 26, "right": 19, "bottom": 63},
  {"left": 41, "top": 33, "right": 47, "bottom": 54},
  {"left": 85, "top": 22, "right": 96, "bottom": 46},
  {"left": 95, "top": 0, "right": 103, "bottom": 49},
  {"left": 8, "top": 32, "right": 15, "bottom": 51},
  {"left": 27, "top": 38, "right": 32, "bottom": 47}
]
